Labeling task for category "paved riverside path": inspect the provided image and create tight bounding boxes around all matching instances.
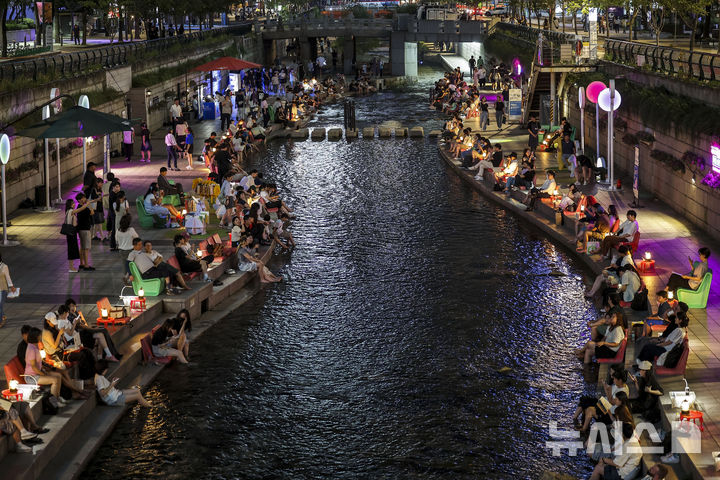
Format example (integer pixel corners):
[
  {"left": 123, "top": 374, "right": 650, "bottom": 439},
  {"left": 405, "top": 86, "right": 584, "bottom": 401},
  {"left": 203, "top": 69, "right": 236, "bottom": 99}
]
[
  {"left": 441, "top": 89, "right": 720, "bottom": 476},
  {"left": 0, "top": 114, "right": 231, "bottom": 372}
]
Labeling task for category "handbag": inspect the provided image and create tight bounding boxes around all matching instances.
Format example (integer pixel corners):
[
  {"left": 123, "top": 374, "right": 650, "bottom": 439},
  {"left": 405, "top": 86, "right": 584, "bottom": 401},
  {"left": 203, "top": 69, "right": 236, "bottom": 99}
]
[
  {"left": 108, "top": 305, "right": 128, "bottom": 319},
  {"left": 586, "top": 241, "right": 601, "bottom": 255},
  {"left": 60, "top": 223, "right": 77, "bottom": 236}
]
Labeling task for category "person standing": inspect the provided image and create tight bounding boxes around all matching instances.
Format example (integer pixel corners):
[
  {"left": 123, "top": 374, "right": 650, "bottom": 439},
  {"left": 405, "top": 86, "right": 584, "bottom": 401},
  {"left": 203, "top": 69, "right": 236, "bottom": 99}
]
[
  {"left": 527, "top": 115, "right": 540, "bottom": 152},
  {"left": 165, "top": 128, "right": 179, "bottom": 171},
  {"left": 122, "top": 127, "right": 134, "bottom": 162},
  {"left": 75, "top": 193, "right": 95, "bottom": 271},
  {"left": 0, "top": 254, "right": 16, "bottom": 328},
  {"left": 494, "top": 96, "right": 505, "bottom": 129},
  {"left": 468, "top": 55, "right": 476, "bottom": 75},
  {"left": 169, "top": 98, "right": 182, "bottom": 126},
  {"left": 83, "top": 162, "right": 98, "bottom": 192},
  {"left": 477, "top": 65, "right": 486, "bottom": 88},
  {"left": 479, "top": 97, "right": 489, "bottom": 131},
  {"left": 139, "top": 122, "right": 152, "bottom": 162},
  {"left": 220, "top": 95, "right": 233, "bottom": 131},
  {"left": 184, "top": 127, "right": 194, "bottom": 170},
  {"left": 73, "top": 24, "right": 80, "bottom": 45},
  {"left": 106, "top": 181, "right": 121, "bottom": 251}
]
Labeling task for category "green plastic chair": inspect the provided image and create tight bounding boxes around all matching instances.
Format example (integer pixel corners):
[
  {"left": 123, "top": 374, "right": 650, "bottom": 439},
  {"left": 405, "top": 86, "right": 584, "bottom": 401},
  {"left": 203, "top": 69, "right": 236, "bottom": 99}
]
[
  {"left": 129, "top": 262, "right": 164, "bottom": 296},
  {"left": 677, "top": 271, "right": 713, "bottom": 308},
  {"left": 136, "top": 196, "right": 166, "bottom": 229}
]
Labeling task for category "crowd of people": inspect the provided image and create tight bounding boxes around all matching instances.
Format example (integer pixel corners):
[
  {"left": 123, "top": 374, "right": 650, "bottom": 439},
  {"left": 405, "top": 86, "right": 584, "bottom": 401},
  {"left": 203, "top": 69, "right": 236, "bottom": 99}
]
[{"left": 434, "top": 65, "right": 718, "bottom": 478}]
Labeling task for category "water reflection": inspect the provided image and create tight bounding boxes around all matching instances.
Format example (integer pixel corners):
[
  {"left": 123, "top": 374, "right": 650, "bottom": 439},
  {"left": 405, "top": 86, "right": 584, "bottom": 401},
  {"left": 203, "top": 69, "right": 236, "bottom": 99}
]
[{"left": 81, "top": 67, "right": 597, "bottom": 480}]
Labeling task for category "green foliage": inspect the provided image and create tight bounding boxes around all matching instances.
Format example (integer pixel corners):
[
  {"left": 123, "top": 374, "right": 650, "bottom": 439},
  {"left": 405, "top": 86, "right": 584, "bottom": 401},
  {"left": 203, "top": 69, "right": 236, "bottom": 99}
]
[
  {"left": 5, "top": 159, "right": 39, "bottom": 183},
  {"left": 132, "top": 43, "right": 237, "bottom": 88},
  {"left": 342, "top": 5, "right": 372, "bottom": 18},
  {"left": 396, "top": 4, "right": 418, "bottom": 14},
  {"left": 5, "top": 17, "right": 36, "bottom": 30},
  {"left": 483, "top": 33, "right": 533, "bottom": 67},
  {"left": 635, "top": 131, "right": 656, "bottom": 143}
]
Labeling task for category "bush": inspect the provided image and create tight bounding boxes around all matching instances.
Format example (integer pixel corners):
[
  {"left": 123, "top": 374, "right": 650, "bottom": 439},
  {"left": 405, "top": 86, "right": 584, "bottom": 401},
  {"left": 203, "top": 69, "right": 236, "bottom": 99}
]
[
  {"left": 5, "top": 17, "right": 36, "bottom": 31},
  {"left": 396, "top": 4, "right": 418, "bottom": 14}
]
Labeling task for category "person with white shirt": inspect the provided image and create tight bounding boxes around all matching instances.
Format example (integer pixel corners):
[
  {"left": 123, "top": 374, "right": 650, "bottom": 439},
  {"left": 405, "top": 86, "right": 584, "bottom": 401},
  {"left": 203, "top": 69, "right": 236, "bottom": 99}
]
[
  {"left": 95, "top": 360, "right": 150, "bottom": 407},
  {"left": 589, "top": 422, "right": 642, "bottom": 480},
  {"left": 639, "top": 463, "right": 669, "bottom": 480},
  {"left": 164, "top": 128, "right": 180, "bottom": 170},
  {"left": 576, "top": 312, "right": 625, "bottom": 364},
  {"left": 122, "top": 128, "right": 134, "bottom": 162},
  {"left": 637, "top": 313, "right": 688, "bottom": 366},
  {"left": 169, "top": 99, "right": 182, "bottom": 124},
  {"left": 617, "top": 264, "right": 642, "bottom": 303},
  {"left": 600, "top": 210, "right": 638, "bottom": 257},
  {"left": 240, "top": 170, "right": 258, "bottom": 191}
]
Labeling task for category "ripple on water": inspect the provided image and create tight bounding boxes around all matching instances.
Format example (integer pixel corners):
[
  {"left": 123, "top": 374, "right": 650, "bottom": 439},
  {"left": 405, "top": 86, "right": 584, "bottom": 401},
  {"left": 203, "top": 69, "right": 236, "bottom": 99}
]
[{"left": 81, "top": 66, "right": 598, "bottom": 480}]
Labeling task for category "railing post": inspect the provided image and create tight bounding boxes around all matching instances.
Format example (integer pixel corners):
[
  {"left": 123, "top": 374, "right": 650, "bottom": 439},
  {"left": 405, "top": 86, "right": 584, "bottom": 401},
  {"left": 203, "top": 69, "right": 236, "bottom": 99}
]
[
  {"left": 710, "top": 55, "right": 717, "bottom": 81},
  {"left": 688, "top": 52, "right": 693, "bottom": 78},
  {"left": 698, "top": 54, "right": 705, "bottom": 81}
]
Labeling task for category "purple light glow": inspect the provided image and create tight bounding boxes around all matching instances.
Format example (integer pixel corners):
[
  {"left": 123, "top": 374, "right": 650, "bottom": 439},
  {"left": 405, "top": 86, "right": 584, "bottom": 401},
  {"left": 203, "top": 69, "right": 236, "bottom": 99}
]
[{"left": 712, "top": 144, "right": 720, "bottom": 173}]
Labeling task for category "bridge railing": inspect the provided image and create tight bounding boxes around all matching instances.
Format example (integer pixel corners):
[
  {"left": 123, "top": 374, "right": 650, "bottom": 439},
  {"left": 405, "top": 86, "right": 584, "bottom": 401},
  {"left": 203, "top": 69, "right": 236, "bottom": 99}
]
[
  {"left": 605, "top": 38, "right": 720, "bottom": 81},
  {"left": 0, "top": 24, "right": 250, "bottom": 86},
  {"left": 258, "top": 18, "right": 393, "bottom": 33},
  {"left": 492, "top": 22, "right": 578, "bottom": 46}
]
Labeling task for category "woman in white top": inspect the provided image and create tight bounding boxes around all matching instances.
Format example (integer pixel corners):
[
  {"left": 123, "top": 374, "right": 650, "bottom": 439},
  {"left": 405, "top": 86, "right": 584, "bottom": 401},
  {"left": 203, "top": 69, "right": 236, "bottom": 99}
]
[
  {"left": 113, "top": 191, "right": 130, "bottom": 231},
  {"left": 94, "top": 360, "right": 150, "bottom": 407},
  {"left": 576, "top": 312, "right": 625, "bottom": 364},
  {"left": 584, "top": 245, "right": 635, "bottom": 298},
  {"left": 637, "top": 313, "right": 688, "bottom": 366},
  {"left": 115, "top": 215, "right": 139, "bottom": 252},
  {"left": 0, "top": 254, "right": 16, "bottom": 327},
  {"left": 618, "top": 264, "right": 642, "bottom": 302}
]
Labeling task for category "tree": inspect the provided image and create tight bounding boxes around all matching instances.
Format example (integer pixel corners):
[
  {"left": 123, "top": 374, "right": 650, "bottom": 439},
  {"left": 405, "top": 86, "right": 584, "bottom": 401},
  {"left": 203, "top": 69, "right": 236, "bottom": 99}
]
[{"left": 674, "top": 0, "right": 714, "bottom": 51}]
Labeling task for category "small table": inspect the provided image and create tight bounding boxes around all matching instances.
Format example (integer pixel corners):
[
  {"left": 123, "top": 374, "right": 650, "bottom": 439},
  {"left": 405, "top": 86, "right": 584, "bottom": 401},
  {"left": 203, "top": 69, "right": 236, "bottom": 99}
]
[
  {"left": 2, "top": 389, "right": 23, "bottom": 401},
  {"left": 130, "top": 298, "right": 146, "bottom": 313},
  {"left": 680, "top": 410, "right": 704, "bottom": 432},
  {"left": 638, "top": 259, "right": 656, "bottom": 275}
]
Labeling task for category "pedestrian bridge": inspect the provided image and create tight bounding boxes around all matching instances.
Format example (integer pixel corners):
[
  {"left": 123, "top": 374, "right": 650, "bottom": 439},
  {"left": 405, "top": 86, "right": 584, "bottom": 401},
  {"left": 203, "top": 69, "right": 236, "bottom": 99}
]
[{"left": 256, "top": 16, "right": 489, "bottom": 76}]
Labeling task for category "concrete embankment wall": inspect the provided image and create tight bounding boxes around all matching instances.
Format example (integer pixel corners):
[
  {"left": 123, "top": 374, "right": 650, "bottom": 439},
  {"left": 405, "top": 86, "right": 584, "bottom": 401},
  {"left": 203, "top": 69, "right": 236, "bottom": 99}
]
[{"left": 565, "top": 93, "right": 720, "bottom": 242}]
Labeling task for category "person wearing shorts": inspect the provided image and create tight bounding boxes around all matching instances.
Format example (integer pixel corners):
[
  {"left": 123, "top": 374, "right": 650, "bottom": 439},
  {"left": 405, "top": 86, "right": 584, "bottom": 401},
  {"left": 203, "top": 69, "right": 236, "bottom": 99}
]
[
  {"left": 95, "top": 360, "right": 150, "bottom": 407},
  {"left": 75, "top": 193, "right": 95, "bottom": 271}
]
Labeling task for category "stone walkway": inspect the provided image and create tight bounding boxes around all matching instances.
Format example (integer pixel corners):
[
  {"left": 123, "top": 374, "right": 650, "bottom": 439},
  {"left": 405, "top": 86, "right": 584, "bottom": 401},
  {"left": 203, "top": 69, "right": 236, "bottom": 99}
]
[
  {"left": 448, "top": 93, "right": 720, "bottom": 476},
  {"left": 0, "top": 114, "right": 228, "bottom": 373}
]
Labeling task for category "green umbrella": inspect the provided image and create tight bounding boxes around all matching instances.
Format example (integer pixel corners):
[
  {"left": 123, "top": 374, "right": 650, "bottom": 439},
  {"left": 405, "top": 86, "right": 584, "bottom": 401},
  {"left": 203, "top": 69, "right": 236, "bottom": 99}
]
[{"left": 16, "top": 105, "right": 133, "bottom": 139}]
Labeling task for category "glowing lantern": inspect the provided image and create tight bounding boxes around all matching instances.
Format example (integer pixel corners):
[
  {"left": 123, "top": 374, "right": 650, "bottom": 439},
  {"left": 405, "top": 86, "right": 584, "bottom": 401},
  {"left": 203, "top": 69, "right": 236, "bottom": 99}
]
[
  {"left": 9, "top": 379, "right": 19, "bottom": 392},
  {"left": 40, "top": 350, "right": 46, "bottom": 360},
  {"left": 668, "top": 291, "right": 674, "bottom": 300},
  {"left": 101, "top": 308, "right": 109, "bottom": 319},
  {"left": 644, "top": 252, "right": 652, "bottom": 261},
  {"left": 597, "top": 88, "right": 622, "bottom": 112},
  {"left": 138, "top": 288, "right": 145, "bottom": 298},
  {"left": 585, "top": 81, "right": 606, "bottom": 104},
  {"left": 681, "top": 398, "right": 690, "bottom": 415},
  {"left": 197, "top": 249, "right": 203, "bottom": 257}
]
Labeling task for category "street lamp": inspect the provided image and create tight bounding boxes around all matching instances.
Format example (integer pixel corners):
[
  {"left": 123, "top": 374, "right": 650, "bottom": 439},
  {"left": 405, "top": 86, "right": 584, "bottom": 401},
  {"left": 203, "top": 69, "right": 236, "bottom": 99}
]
[
  {"left": 598, "top": 81, "right": 622, "bottom": 190},
  {"left": 52, "top": 88, "right": 63, "bottom": 204},
  {"left": 0, "top": 134, "right": 20, "bottom": 246},
  {"left": 38, "top": 105, "right": 59, "bottom": 213},
  {"left": 578, "top": 86, "right": 585, "bottom": 154},
  {"left": 79, "top": 95, "right": 90, "bottom": 173}
]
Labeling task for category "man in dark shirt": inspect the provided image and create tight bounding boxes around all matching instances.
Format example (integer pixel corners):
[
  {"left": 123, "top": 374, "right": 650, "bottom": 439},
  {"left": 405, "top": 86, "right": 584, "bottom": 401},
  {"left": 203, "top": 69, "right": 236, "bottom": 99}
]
[
  {"left": 527, "top": 115, "right": 540, "bottom": 152},
  {"left": 561, "top": 117, "right": 573, "bottom": 137},
  {"left": 491, "top": 144, "right": 504, "bottom": 167},
  {"left": 107, "top": 181, "right": 121, "bottom": 251},
  {"left": 83, "top": 162, "right": 98, "bottom": 194},
  {"left": 205, "top": 132, "right": 218, "bottom": 149},
  {"left": 561, "top": 133, "right": 576, "bottom": 169},
  {"left": 157, "top": 167, "right": 185, "bottom": 198},
  {"left": 213, "top": 144, "right": 233, "bottom": 180},
  {"left": 16, "top": 325, "right": 31, "bottom": 367},
  {"left": 76, "top": 192, "right": 95, "bottom": 271}
]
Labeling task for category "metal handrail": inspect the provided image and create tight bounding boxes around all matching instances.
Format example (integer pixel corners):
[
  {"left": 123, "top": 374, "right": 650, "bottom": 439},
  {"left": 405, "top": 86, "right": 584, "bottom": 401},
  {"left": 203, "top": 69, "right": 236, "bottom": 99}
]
[
  {"left": 604, "top": 38, "right": 720, "bottom": 81},
  {"left": 0, "top": 24, "right": 250, "bottom": 85}
]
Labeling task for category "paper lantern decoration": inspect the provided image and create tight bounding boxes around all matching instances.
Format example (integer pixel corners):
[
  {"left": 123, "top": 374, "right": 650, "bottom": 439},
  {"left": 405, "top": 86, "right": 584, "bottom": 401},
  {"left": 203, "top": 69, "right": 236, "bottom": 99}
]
[
  {"left": 598, "top": 88, "right": 622, "bottom": 112},
  {"left": 585, "top": 81, "right": 606, "bottom": 104},
  {"left": 0, "top": 134, "right": 10, "bottom": 165}
]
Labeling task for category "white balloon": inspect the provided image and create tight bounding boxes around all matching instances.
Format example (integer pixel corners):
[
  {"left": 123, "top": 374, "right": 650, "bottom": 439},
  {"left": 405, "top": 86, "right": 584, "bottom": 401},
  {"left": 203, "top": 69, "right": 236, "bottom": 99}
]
[
  {"left": 578, "top": 86, "right": 585, "bottom": 109},
  {"left": 0, "top": 134, "right": 10, "bottom": 165},
  {"left": 598, "top": 88, "right": 622, "bottom": 112}
]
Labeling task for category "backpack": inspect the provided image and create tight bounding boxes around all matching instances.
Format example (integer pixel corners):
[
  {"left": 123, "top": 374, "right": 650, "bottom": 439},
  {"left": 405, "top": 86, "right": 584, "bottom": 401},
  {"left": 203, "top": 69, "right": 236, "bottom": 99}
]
[
  {"left": 41, "top": 392, "right": 59, "bottom": 415},
  {"left": 664, "top": 342, "right": 685, "bottom": 368},
  {"left": 631, "top": 285, "right": 649, "bottom": 312}
]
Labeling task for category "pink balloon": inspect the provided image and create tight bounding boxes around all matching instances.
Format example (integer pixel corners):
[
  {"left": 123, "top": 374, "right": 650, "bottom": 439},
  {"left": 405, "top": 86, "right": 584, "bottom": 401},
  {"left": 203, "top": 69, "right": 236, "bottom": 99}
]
[{"left": 586, "top": 81, "right": 607, "bottom": 104}]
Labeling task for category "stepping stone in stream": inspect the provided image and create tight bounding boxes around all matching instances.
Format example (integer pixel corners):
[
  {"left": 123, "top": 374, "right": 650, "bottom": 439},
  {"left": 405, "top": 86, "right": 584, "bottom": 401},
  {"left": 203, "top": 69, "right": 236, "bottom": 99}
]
[
  {"left": 290, "top": 128, "right": 309, "bottom": 139},
  {"left": 362, "top": 127, "right": 375, "bottom": 138},
  {"left": 327, "top": 128, "right": 343, "bottom": 141},
  {"left": 395, "top": 127, "right": 408, "bottom": 137},
  {"left": 409, "top": 126, "right": 424, "bottom": 138},
  {"left": 428, "top": 130, "right": 442, "bottom": 137},
  {"left": 378, "top": 127, "right": 392, "bottom": 138},
  {"left": 311, "top": 128, "right": 326, "bottom": 141},
  {"left": 346, "top": 128, "right": 359, "bottom": 139}
]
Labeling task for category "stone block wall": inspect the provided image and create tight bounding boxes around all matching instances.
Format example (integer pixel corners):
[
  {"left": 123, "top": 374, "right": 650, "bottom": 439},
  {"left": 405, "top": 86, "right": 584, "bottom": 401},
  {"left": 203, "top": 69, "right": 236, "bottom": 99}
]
[{"left": 566, "top": 98, "right": 720, "bottom": 241}]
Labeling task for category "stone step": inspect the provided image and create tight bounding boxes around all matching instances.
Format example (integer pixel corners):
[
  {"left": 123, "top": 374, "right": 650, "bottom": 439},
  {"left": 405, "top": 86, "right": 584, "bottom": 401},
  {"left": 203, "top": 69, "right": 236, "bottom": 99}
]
[
  {"left": 310, "top": 128, "right": 326, "bottom": 141},
  {"left": 378, "top": 126, "right": 392, "bottom": 138},
  {"left": 290, "top": 128, "right": 309, "bottom": 139},
  {"left": 345, "top": 128, "right": 359, "bottom": 139},
  {"left": 409, "top": 126, "right": 425, "bottom": 138},
  {"left": 362, "top": 127, "right": 375, "bottom": 138},
  {"left": 395, "top": 127, "right": 408, "bottom": 137},
  {"left": 327, "top": 128, "right": 343, "bottom": 141},
  {"left": 428, "top": 130, "right": 442, "bottom": 137}
]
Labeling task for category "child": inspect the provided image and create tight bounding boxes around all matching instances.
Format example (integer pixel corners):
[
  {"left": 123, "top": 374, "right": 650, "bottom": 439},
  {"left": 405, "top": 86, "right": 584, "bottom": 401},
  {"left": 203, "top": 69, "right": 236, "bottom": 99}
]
[
  {"left": 95, "top": 360, "right": 151, "bottom": 407},
  {"left": 231, "top": 216, "right": 243, "bottom": 248}
]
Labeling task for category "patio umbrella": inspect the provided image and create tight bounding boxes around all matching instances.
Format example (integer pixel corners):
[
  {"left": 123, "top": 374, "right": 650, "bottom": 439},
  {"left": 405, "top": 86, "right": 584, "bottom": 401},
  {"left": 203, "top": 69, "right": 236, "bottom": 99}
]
[
  {"left": 17, "top": 106, "right": 135, "bottom": 209},
  {"left": 17, "top": 105, "right": 133, "bottom": 139}
]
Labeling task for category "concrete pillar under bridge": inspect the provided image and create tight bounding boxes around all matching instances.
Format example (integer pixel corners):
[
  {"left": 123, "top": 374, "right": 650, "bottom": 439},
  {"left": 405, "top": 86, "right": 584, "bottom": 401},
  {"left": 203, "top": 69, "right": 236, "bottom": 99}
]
[
  {"left": 262, "top": 38, "right": 277, "bottom": 66},
  {"left": 343, "top": 36, "right": 355, "bottom": 76},
  {"left": 390, "top": 32, "right": 417, "bottom": 78}
]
